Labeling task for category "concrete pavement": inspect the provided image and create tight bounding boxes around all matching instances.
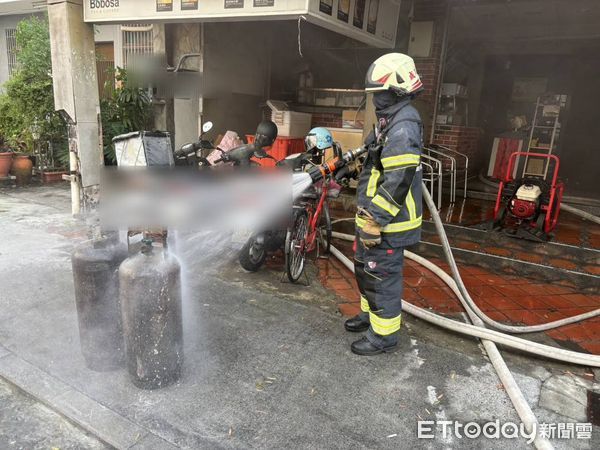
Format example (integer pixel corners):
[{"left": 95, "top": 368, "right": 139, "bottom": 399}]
[
  {"left": 0, "top": 376, "right": 107, "bottom": 449},
  {"left": 0, "top": 185, "right": 598, "bottom": 449}
]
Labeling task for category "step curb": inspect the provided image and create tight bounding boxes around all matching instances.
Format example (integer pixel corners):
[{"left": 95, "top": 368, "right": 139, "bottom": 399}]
[{"left": 0, "top": 346, "right": 178, "bottom": 450}]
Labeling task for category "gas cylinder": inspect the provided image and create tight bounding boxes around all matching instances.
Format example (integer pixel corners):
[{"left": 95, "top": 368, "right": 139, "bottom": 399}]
[
  {"left": 71, "top": 233, "right": 128, "bottom": 371},
  {"left": 119, "top": 238, "right": 183, "bottom": 389}
]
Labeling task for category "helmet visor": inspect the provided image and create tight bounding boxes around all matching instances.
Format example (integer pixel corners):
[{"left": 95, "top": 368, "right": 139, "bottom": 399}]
[
  {"left": 305, "top": 134, "right": 318, "bottom": 151},
  {"left": 255, "top": 133, "right": 273, "bottom": 148}
]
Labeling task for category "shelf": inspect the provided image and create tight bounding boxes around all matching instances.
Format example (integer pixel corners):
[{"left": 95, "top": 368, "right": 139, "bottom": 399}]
[
  {"left": 297, "top": 87, "right": 365, "bottom": 110},
  {"left": 291, "top": 104, "right": 347, "bottom": 114}
]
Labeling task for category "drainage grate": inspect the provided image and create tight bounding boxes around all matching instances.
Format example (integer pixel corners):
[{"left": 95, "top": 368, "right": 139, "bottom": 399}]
[{"left": 587, "top": 390, "right": 600, "bottom": 426}]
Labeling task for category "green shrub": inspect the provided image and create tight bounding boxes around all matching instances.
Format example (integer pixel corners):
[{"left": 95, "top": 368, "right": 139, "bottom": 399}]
[
  {"left": 0, "top": 16, "right": 66, "bottom": 155},
  {"left": 100, "top": 67, "right": 153, "bottom": 164}
]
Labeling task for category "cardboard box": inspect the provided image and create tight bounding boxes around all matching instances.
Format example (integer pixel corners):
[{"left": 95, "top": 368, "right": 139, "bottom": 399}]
[
  {"left": 342, "top": 109, "right": 365, "bottom": 129},
  {"left": 267, "top": 100, "right": 312, "bottom": 137},
  {"left": 327, "top": 128, "right": 364, "bottom": 160}
]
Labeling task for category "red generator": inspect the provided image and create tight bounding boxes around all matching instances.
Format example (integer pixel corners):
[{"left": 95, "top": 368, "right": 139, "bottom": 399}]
[{"left": 492, "top": 152, "right": 564, "bottom": 241}]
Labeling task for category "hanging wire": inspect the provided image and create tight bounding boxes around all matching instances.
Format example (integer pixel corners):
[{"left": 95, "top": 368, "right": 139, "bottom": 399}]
[{"left": 297, "top": 15, "right": 307, "bottom": 57}]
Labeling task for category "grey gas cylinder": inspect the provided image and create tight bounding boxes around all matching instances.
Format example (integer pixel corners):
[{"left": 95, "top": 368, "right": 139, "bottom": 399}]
[
  {"left": 119, "top": 239, "right": 183, "bottom": 389},
  {"left": 71, "top": 233, "right": 128, "bottom": 371}
]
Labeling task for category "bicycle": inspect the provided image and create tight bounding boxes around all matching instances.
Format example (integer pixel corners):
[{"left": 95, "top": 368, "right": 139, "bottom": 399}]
[
  {"left": 284, "top": 174, "right": 335, "bottom": 283},
  {"left": 284, "top": 143, "right": 366, "bottom": 283}
]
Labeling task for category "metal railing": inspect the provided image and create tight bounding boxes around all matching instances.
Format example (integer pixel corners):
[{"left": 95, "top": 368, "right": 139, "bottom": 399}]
[
  {"left": 424, "top": 146, "right": 457, "bottom": 203},
  {"left": 122, "top": 24, "right": 154, "bottom": 68},
  {"left": 421, "top": 154, "right": 443, "bottom": 211},
  {"left": 429, "top": 144, "right": 469, "bottom": 199}
]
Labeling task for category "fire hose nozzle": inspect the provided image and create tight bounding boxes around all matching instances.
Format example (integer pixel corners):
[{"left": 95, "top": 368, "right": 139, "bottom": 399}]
[{"left": 308, "top": 146, "right": 367, "bottom": 182}]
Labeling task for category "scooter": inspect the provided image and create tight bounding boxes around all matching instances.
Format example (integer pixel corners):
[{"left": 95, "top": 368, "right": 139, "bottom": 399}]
[
  {"left": 237, "top": 143, "right": 345, "bottom": 273},
  {"left": 174, "top": 121, "right": 269, "bottom": 168},
  {"left": 173, "top": 121, "right": 217, "bottom": 167}
]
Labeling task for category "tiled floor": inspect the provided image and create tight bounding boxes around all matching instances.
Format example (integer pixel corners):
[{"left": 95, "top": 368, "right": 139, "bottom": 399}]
[{"left": 316, "top": 249, "right": 600, "bottom": 355}]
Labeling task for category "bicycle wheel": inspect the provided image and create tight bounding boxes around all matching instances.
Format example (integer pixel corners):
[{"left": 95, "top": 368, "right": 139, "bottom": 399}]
[
  {"left": 317, "top": 201, "right": 332, "bottom": 255},
  {"left": 285, "top": 209, "right": 309, "bottom": 283}
]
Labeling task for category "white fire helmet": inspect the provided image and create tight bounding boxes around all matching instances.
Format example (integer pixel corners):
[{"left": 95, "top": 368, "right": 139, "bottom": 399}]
[{"left": 365, "top": 53, "right": 423, "bottom": 95}]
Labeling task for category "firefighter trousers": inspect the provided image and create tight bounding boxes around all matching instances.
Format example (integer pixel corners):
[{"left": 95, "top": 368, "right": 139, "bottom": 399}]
[{"left": 354, "top": 237, "right": 404, "bottom": 348}]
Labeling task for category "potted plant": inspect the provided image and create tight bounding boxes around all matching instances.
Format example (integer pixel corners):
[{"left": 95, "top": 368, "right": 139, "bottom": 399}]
[
  {"left": 0, "top": 138, "right": 13, "bottom": 178},
  {"left": 11, "top": 145, "right": 33, "bottom": 186},
  {"left": 40, "top": 140, "right": 69, "bottom": 183}
]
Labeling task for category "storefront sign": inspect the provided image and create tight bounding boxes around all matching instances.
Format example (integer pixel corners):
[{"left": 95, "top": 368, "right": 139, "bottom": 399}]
[
  {"left": 84, "top": 0, "right": 400, "bottom": 48},
  {"left": 88, "top": 0, "right": 120, "bottom": 12},
  {"left": 182, "top": 0, "right": 198, "bottom": 10},
  {"left": 225, "top": 0, "right": 244, "bottom": 8},
  {"left": 337, "top": 0, "right": 350, "bottom": 22}
]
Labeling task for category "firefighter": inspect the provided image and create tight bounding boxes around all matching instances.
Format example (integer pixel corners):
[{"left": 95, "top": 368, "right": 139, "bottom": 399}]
[{"left": 345, "top": 53, "right": 424, "bottom": 356}]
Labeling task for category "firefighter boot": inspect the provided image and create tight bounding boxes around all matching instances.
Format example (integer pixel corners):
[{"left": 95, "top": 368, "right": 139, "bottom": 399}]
[
  {"left": 344, "top": 313, "right": 370, "bottom": 332},
  {"left": 351, "top": 336, "right": 398, "bottom": 355}
]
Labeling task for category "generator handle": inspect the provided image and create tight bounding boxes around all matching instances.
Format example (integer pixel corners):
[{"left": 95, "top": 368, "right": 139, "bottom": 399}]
[
  {"left": 493, "top": 180, "right": 504, "bottom": 220},
  {"left": 504, "top": 152, "right": 560, "bottom": 187},
  {"left": 546, "top": 181, "right": 564, "bottom": 234}
]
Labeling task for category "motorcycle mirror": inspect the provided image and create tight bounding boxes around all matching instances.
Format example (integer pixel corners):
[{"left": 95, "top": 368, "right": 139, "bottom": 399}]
[
  {"left": 202, "top": 121, "right": 213, "bottom": 134},
  {"left": 182, "top": 143, "right": 194, "bottom": 151}
]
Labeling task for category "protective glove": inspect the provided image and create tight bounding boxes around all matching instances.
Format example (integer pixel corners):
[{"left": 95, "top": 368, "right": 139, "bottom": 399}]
[{"left": 357, "top": 207, "right": 382, "bottom": 248}]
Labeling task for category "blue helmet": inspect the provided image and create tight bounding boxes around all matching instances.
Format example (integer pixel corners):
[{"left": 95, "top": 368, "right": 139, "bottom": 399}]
[{"left": 305, "top": 127, "right": 333, "bottom": 151}]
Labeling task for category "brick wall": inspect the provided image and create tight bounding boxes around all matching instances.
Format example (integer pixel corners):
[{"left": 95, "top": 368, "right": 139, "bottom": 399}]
[
  {"left": 311, "top": 112, "right": 343, "bottom": 129},
  {"left": 432, "top": 125, "right": 482, "bottom": 168},
  {"left": 412, "top": 0, "right": 448, "bottom": 143}
]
